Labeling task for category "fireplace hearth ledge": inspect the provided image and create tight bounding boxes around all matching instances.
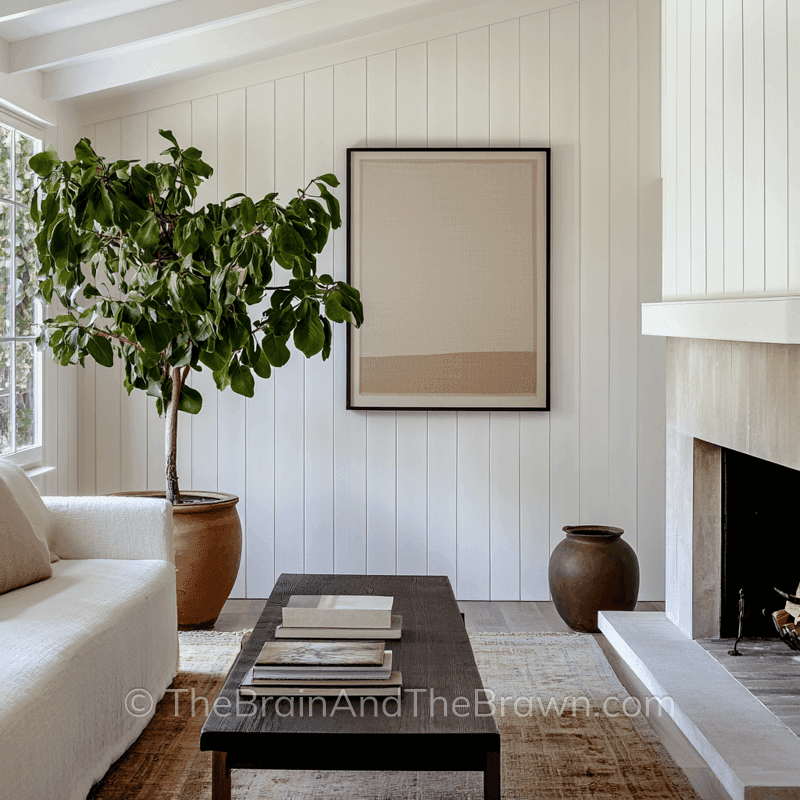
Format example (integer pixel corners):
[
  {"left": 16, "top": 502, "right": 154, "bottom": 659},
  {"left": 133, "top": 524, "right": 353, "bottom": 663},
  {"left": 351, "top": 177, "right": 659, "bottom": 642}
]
[{"left": 599, "top": 611, "right": 800, "bottom": 800}]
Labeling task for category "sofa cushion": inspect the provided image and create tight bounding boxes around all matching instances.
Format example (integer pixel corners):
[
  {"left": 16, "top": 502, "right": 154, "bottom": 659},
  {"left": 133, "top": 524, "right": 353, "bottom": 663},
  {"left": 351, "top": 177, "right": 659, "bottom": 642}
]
[
  {"left": 0, "top": 558, "right": 178, "bottom": 800},
  {"left": 0, "top": 460, "right": 58, "bottom": 562},
  {"left": 0, "top": 474, "right": 52, "bottom": 594}
]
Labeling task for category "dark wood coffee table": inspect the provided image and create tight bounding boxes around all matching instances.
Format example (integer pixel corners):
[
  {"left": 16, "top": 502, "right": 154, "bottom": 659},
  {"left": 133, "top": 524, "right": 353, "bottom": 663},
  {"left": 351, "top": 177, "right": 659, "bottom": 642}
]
[{"left": 200, "top": 574, "right": 501, "bottom": 799}]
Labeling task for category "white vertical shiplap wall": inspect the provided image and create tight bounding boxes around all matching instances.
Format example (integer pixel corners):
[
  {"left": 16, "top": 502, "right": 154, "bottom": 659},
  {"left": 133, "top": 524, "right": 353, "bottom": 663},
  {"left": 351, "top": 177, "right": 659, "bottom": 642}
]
[
  {"left": 73, "top": 0, "right": 664, "bottom": 601},
  {"left": 663, "top": 0, "right": 798, "bottom": 299}
]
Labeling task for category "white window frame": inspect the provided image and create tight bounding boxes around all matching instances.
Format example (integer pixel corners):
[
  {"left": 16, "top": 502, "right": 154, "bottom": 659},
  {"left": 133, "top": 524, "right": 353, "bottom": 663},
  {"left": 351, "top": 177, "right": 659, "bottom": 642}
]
[{"left": 0, "top": 108, "right": 45, "bottom": 470}]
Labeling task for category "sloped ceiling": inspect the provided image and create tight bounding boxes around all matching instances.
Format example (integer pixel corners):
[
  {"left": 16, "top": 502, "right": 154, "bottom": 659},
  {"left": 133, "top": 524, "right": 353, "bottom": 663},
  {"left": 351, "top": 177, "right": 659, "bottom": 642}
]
[{"left": 0, "top": 0, "right": 497, "bottom": 106}]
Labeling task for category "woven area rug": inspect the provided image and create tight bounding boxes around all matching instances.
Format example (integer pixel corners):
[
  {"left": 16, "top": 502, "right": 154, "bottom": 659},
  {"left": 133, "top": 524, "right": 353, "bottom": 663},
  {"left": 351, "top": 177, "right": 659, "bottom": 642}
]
[{"left": 88, "top": 630, "right": 699, "bottom": 799}]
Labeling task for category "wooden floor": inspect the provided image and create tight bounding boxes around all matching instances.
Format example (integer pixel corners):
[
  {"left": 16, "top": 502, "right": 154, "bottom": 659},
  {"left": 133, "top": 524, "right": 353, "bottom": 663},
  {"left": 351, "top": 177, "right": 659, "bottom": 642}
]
[
  {"left": 214, "top": 598, "right": 733, "bottom": 800},
  {"left": 214, "top": 598, "right": 666, "bottom": 633}
]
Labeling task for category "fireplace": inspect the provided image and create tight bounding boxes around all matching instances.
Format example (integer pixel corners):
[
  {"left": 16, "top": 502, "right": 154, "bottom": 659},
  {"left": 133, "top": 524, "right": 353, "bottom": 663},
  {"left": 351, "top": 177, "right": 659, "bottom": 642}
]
[{"left": 721, "top": 448, "right": 800, "bottom": 639}]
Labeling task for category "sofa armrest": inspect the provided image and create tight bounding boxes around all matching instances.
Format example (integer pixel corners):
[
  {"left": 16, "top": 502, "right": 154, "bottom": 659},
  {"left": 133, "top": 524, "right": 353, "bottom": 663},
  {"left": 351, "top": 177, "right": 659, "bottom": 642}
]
[{"left": 42, "top": 496, "right": 174, "bottom": 564}]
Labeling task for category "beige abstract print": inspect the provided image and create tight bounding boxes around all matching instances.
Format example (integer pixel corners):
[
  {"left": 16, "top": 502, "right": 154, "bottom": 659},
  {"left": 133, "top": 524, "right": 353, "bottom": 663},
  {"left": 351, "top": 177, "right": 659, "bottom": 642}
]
[{"left": 357, "top": 157, "right": 538, "bottom": 397}]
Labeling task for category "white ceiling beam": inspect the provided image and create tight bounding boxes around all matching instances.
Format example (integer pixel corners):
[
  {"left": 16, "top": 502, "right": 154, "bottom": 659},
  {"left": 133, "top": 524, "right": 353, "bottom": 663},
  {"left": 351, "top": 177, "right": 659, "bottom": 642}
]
[
  {"left": 0, "top": 0, "right": 80, "bottom": 23},
  {"left": 10, "top": 0, "right": 324, "bottom": 73},
  {"left": 43, "top": 0, "right": 448, "bottom": 101}
]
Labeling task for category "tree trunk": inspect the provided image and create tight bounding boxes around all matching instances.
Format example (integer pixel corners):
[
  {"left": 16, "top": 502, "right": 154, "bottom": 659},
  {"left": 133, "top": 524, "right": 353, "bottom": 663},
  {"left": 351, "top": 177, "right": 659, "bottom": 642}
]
[{"left": 165, "top": 366, "right": 186, "bottom": 505}]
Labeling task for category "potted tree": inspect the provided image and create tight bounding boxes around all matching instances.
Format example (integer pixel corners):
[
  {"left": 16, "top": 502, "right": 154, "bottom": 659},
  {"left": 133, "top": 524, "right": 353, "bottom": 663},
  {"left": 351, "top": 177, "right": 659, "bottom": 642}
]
[{"left": 29, "top": 130, "right": 363, "bottom": 628}]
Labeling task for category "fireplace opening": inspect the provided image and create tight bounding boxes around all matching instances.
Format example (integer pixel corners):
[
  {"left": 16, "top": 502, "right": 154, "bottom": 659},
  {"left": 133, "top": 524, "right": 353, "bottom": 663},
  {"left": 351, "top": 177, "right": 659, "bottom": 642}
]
[{"left": 721, "top": 448, "right": 800, "bottom": 639}]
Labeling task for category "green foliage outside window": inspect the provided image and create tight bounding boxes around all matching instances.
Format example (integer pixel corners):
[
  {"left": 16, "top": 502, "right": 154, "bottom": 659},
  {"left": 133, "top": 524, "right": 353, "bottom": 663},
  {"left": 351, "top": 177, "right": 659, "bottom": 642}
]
[{"left": 0, "top": 125, "right": 40, "bottom": 455}]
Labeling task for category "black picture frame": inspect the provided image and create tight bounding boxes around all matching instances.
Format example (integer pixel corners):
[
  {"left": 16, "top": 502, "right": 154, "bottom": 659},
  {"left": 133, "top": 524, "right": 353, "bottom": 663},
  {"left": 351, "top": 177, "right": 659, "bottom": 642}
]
[{"left": 346, "top": 147, "right": 550, "bottom": 412}]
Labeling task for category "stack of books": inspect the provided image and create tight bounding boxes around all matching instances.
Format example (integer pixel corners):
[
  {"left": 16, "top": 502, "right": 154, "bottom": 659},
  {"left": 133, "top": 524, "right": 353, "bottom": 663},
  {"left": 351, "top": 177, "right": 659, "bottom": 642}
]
[
  {"left": 275, "top": 594, "right": 402, "bottom": 640},
  {"left": 239, "top": 640, "right": 402, "bottom": 698}
]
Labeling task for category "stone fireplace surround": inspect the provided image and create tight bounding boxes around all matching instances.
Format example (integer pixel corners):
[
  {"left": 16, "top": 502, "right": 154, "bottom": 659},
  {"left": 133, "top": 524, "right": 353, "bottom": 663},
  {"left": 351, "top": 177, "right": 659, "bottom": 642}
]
[{"left": 600, "top": 335, "right": 800, "bottom": 800}]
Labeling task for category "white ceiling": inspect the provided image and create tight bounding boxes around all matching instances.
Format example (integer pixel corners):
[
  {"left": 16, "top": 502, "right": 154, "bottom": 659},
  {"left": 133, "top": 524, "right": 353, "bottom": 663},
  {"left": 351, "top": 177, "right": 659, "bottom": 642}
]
[{"left": 0, "top": 0, "right": 496, "bottom": 106}]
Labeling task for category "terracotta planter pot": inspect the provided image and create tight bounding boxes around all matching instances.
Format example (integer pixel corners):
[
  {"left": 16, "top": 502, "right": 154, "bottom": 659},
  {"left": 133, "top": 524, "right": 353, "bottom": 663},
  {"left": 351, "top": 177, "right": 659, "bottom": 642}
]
[
  {"left": 114, "top": 491, "right": 242, "bottom": 630},
  {"left": 548, "top": 525, "right": 640, "bottom": 633}
]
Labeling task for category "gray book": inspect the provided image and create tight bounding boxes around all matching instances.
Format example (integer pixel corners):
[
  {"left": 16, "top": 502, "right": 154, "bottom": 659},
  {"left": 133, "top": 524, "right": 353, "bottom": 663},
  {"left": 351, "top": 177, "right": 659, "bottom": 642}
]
[
  {"left": 239, "top": 667, "right": 402, "bottom": 698},
  {"left": 253, "top": 652, "right": 392, "bottom": 681},
  {"left": 255, "top": 640, "right": 384, "bottom": 667}
]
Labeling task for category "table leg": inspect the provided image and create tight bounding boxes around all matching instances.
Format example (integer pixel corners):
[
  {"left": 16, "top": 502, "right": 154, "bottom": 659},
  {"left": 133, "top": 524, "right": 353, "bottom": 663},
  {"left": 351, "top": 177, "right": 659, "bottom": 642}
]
[
  {"left": 212, "top": 751, "right": 231, "bottom": 800},
  {"left": 484, "top": 750, "right": 501, "bottom": 800}
]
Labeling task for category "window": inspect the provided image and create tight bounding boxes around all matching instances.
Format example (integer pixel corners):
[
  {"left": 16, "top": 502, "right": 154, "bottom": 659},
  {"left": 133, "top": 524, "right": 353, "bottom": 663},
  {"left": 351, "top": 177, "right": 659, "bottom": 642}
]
[{"left": 0, "top": 122, "right": 41, "bottom": 459}]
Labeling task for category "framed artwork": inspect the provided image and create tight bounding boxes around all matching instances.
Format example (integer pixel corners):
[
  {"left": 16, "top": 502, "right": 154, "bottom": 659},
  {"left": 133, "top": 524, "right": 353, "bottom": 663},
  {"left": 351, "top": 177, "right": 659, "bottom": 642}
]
[{"left": 346, "top": 148, "right": 550, "bottom": 411}]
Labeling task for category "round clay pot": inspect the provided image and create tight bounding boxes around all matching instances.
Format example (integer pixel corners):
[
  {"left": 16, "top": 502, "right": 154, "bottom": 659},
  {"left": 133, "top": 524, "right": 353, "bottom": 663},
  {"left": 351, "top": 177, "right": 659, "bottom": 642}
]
[
  {"left": 113, "top": 491, "right": 242, "bottom": 630},
  {"left": 548, "top": 525, "right": 640, "bottom": 633}
]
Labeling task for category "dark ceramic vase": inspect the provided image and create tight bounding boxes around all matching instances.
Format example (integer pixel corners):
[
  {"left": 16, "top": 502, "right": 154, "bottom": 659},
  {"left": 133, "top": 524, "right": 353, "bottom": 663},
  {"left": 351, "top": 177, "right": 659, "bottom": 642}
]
[{"left": 548, "top": 525, "right": 640, "bottom": 633}]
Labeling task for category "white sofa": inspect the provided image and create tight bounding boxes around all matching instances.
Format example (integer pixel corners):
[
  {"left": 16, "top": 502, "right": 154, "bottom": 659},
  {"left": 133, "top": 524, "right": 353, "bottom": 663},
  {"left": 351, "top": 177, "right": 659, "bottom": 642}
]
[{"left": 0, "top": 495, "right": 178, "bottom": 800}]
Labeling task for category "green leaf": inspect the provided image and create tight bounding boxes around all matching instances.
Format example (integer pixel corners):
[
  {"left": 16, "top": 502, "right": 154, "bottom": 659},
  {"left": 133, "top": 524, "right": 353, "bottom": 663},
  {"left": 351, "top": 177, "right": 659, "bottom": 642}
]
[
  {"left": 159, "top": 129, "right": 179, "bottom": 148},
  {"left": 134, "top": 214, "right": 160, "bottom": 250},
  {"left": 261, "top": 330, "right": 291, "bottom": 367},
  {"left": 86, "top": 334, "right": 113, "bottom": 368},
  {"left": 228, "top": 360, "right": 255, "bottom": 397},
  {"left": 293, "top": 313, "right": 324, "bottom": 357},
  {"left": 134, "top": 317, "right": 172, "bottom": 353},
  {"left": 323, "top": 290, "right": 351, "bottom": 324},
  {"left": 74, "top": 138, "right": 97, "bottom": 161},
  {"left": 29, "top": 149, "right": 61, "bottom": 177},
  {"left": 252, "top": 345, "right": 272, "bottom": 379},
  {"left": 315, "top": 173, "right": 340, "bottom": 188},
  {"left": 177, "top": 384, "right": 203, "bottom": 415},
  {"left": 316, "top": 183, "right": 341, "bottom": 228},
  {"left": 240, "top": 197, "right": 256, "bottom": 230},
  {"left": 275, "top": 223, "right": 305, "bottom": 257}
]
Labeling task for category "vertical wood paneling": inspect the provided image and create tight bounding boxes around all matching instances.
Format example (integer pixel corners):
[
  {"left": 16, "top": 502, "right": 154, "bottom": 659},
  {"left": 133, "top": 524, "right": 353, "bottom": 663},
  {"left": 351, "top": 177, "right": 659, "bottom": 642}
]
[
  {"left": 427, "top": 35, "right": 456, "bottom": 146},
  {"left": 77, "top": 122, "right": 96, "bottom": 495},
  {"left": 639, "top": 0, "right": 665, "bottom": 600},
  {"left": 790, "top": 0, "right": 800, "bottom": 293},
  {"left": 215, "top": 89, "right": 247, "bottom": 596},
  {"left": 665, "top": 0, "right": 797, "bottom": 301},
  {"left": 397, "top": 43, "right": 427, "bottom": 144},
  {"left": 490, "top": 414, "right": 520, "bottom": 600},
  {"left": 675, "top": 0, "right": 692, "bottom": 297},
  {"left": 689, "top": 0, "right": 706, "bottom": 295},
  {"left": 764, "top": 0, "right": 788, "bottom": 294},
  {"left": 457, "top": 414, "right": 490, "bottom": 599},
  {"left": 489, "top": 19, "right": 520, "bottom": 147},
  {"left": 548, "top": 3, "right": 581, "bottom": 560},
  {"left": 303, "top": 69, "right": 335, "bottom": 577},
  {"left": 456, "top": 27, "right": 490, "bottom": 146},
  {"left": 396, "top": 412, "right": 428, "bottom": 575},
  {"left": 146, "top": 103, "right": 191, "bottom": 493},
  {"left": 609, "top": 0, "right": 640, "bottom": 557},
  {"left": 723, "top": 0, "right": 744, "bottom": 293},
  {"left": 743, "top": 0, "right": 765, "bottom": 293},
  {"left": 519, "top": 8, "right": 551, "bottom": 602},
  {"left": 92, "top": 118, "right": 122, "bottom": 496},
  {"left": 579, "top": 0, "right": 610, "bottom": 523},
  {"left": 706, "top": 0, "right": 724, "bottom": 296},
  {"left": 69, "top": 1, "right": 664, "bottom": 603},
  {"left": 190, "top": 95, "right": 219, "bottom": 495},
  {"left": 520, "top": 12, "right": 550, "bottom": 146},
  {"left": 663, "top": 0, "right": 678, "bottom": 297},
  {"left": 273, "top": 75, "right": 306, "bottom": 580},
  {"left": 427, "top": 412, "right": 456, "bottom": 586},
  {"left": 332, "top": 58, "right": 367, "bottom": 574},
  {"left": 245, "top": 80, "right": 276, "bottom": 595},
  {"left": 364, "top": 51, "right": 397, "bottom": 576}
]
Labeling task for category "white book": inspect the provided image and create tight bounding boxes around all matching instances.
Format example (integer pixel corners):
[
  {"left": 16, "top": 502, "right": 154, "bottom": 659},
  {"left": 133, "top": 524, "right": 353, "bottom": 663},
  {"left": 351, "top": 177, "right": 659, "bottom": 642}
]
[
  {"left": 275, "top": 615, "right": 402, "bottom": 640},
  {"left": 282, "top": 595, "right": 394, "bottom": 629}
]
